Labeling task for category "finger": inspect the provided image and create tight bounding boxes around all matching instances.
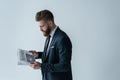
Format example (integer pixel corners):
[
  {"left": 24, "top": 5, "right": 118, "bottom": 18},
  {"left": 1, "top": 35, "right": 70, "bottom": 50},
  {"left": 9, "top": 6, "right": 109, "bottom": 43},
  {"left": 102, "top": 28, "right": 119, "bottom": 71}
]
[
  {"left": 31, "top": 64, "right": 35, "bottom": 68},
  {"left": 33, "top": 62, "right": 37, "bottom": 64},
  {"left": 29, "top": 50, "right": 35, "bottom": 52},
  {"left": 29, "top": 62, "right": 35, "bottom": 64},
  {"left": 28, "top": 62, "right": 35, "bottom": 67},
  {"left": 28, "top": 63, "right": 33, "bottom": 67},
  {"left": 29, "top": 50, "right": 34, "bottom": 53},
  {"left": 29, "top": 51, "right": 35, "bottom": 55}
]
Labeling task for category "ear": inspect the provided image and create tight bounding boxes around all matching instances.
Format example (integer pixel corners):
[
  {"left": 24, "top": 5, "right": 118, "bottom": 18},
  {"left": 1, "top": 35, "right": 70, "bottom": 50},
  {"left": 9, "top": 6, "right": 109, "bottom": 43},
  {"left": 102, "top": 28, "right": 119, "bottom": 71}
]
[{"left": 48, "top": 21, "right": 52, "bottom": 26}]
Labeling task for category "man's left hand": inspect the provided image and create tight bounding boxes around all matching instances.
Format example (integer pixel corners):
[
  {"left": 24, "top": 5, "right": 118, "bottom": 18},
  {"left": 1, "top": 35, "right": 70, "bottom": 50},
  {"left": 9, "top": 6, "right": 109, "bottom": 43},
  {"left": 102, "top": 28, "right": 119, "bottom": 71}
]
[{"left": 29, "top": 62, "right": 41, "bottom": 69}]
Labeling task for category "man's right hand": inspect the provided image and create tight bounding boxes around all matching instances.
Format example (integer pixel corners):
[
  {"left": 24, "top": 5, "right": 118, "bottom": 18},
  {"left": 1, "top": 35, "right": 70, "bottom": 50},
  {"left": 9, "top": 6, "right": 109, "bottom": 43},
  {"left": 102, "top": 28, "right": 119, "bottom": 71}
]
[{"left": 29, "top": 50, "right": 39, "bottom": 58}]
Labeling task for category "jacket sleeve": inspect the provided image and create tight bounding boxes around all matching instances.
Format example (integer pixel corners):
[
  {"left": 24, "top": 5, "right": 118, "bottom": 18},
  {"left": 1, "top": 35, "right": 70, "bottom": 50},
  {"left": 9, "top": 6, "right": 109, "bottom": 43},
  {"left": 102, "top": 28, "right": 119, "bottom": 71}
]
[
  {"left": 41, "top": 36, "right": 72, "bottom": 72},
  {"left": 36, "top": 52, "right": 43, "bottom": 59}
]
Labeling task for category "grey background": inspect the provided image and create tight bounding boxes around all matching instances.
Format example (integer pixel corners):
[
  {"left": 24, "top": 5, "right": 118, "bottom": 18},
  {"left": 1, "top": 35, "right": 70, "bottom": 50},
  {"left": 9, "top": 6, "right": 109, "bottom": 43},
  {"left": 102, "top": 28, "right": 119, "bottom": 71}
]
[{"left": 0, "top": 0, "right": 120, "bottom": 80}]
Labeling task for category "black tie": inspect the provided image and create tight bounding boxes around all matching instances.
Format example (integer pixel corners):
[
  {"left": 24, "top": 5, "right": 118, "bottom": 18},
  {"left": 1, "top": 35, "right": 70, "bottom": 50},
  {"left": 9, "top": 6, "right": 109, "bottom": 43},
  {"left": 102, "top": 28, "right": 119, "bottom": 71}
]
[{"left": 43, "top": 35, "right": 51, "bottom": 59}]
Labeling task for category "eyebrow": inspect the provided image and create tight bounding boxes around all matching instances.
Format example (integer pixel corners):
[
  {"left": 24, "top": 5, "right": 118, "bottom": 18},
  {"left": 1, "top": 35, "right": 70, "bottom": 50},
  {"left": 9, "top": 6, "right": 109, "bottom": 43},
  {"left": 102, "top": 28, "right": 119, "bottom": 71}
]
[{"left": 40, "top": 25, "right": 44, "bottom": 27}]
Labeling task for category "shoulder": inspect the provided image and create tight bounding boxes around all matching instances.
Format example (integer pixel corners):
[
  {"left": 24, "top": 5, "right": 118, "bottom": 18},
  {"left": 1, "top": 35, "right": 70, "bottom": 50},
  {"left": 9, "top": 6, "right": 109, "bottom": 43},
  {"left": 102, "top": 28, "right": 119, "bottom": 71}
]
[
  {"left": 56, "top": 28, "right": 70, "bottom": 41},
  {"left": 55, "top": 28, "right": 72, "bottom": 46}
]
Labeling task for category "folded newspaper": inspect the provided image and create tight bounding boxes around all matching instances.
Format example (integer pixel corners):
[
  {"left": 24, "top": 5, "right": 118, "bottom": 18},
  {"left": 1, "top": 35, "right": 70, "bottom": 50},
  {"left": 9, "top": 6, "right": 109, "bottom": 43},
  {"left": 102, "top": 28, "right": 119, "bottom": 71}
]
[{"left": 17, "top": 49, "right": 35, "bottom": 65}]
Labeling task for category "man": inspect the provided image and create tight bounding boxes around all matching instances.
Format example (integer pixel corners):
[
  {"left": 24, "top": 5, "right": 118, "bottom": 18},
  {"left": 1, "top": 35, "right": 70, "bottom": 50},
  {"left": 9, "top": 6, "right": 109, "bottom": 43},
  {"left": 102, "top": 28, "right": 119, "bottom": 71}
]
[{"left": 29, "top": 10, "right": 73, "bottom": 80}]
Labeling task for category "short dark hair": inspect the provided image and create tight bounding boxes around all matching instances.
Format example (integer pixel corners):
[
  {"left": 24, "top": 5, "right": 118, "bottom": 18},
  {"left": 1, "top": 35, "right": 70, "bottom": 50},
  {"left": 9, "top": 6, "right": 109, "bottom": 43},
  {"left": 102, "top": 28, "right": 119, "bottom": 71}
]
[{"left": 35, "top": 10, "right": 54, "bottom": 22}]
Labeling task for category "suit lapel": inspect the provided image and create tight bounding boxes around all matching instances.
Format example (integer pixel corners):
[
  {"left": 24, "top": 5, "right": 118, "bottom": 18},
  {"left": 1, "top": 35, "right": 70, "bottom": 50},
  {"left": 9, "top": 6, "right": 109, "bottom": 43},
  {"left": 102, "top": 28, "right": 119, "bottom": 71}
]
[{"left": 45, "top": 27, "right": 60, "bottom": 60}]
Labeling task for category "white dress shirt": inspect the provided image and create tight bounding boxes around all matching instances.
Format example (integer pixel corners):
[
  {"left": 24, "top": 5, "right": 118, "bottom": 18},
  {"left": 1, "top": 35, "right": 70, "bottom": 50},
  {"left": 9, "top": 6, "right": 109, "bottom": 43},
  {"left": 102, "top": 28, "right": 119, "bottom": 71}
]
[{"left": 47, "top": 26, "right": 58, "bottom": 52}]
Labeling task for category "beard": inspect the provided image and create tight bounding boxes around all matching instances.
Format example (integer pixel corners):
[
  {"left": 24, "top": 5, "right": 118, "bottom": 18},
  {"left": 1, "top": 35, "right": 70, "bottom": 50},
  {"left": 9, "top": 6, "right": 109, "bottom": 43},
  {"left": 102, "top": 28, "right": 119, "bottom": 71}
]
[{"left": 42, "top": 26, "right": 51, "bottom": 37}]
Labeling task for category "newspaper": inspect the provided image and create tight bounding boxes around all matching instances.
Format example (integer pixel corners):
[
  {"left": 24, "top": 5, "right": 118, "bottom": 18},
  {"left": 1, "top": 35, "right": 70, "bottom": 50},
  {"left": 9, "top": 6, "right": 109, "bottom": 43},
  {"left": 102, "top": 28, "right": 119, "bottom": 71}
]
[{"left": 17, "top": 49, "right": 35, "bottom": 65}]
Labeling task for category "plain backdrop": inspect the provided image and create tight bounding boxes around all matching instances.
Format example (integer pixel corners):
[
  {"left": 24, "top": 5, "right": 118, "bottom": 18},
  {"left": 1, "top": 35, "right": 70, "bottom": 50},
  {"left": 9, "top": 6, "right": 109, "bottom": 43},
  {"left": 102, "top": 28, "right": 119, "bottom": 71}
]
[{"left": 0, "top": 0, "right": 120, "bottom": 80}]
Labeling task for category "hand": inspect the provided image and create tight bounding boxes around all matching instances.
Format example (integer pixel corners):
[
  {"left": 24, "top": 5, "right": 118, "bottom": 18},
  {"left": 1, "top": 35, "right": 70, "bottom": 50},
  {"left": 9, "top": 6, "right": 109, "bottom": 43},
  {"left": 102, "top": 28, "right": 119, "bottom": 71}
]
[
  {"left": 29, "top": 50, "right": 39, "bottom": 58},
  {"left": 29, "top": 62, "right": 41, "bottom": 69}
]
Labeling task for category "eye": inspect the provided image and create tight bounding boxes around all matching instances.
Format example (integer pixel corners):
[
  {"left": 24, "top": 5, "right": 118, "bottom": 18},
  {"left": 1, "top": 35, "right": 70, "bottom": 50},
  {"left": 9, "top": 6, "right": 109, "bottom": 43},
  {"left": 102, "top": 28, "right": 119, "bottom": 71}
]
[{"left": 40, "top": 25, "right": 44, "bottom": 28}]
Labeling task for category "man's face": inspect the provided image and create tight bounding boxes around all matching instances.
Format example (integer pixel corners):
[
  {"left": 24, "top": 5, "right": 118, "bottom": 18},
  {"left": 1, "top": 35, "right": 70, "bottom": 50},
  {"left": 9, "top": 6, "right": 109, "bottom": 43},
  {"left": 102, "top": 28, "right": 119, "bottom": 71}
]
[{"left": 37, "top": 20, "right": 51, "bottom": 36}]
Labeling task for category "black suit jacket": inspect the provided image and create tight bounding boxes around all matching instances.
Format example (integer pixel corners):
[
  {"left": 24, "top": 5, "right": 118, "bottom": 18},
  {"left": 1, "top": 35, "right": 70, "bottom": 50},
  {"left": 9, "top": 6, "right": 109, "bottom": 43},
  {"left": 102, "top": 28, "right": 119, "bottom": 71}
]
[{"left": 37, "top": 27, "right": 73, "bottom": 80}]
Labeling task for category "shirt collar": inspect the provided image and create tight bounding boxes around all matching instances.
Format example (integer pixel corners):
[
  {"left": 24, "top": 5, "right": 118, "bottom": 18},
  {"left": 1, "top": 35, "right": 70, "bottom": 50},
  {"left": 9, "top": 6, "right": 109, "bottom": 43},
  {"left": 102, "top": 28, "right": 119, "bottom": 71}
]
[{"left": 49, "top": 26, "right": 58, "bottom": 38}]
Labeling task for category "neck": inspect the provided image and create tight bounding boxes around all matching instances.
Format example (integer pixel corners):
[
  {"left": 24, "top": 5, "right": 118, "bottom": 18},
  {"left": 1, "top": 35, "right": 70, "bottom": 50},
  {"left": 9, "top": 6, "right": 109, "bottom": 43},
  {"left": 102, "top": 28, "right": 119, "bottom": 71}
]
[{"left": 51, "top": 23, "right": 56, "bottom": 31}]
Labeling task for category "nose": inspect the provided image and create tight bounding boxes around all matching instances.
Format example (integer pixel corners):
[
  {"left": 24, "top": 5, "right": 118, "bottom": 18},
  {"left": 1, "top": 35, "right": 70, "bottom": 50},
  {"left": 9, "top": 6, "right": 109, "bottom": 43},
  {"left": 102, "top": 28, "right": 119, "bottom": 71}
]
[{"left": 39, "top": 27, "right": 43, "bottom": 31}]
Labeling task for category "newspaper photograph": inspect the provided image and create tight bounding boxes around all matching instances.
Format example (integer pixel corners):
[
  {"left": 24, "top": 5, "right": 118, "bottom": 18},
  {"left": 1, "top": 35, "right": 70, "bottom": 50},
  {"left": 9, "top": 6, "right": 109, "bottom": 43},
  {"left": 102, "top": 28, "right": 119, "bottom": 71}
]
[{"left": 17, "top": 49, "right": 35, "bottom": 65}]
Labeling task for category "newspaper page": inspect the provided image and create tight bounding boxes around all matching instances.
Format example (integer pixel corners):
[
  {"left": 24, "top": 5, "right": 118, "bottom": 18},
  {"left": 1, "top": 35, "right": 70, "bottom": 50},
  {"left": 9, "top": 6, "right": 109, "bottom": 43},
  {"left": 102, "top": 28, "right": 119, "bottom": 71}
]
[{"left": 17, "top": 49, "right": 35, "bottom": 65}]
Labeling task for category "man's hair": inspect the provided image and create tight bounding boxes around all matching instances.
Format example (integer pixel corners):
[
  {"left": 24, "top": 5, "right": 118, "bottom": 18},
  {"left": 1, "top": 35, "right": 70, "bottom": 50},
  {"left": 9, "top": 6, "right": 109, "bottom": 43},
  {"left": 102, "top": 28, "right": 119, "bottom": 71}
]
[{"left": 35, "top": 10, "right": 54, "bottom": 22}]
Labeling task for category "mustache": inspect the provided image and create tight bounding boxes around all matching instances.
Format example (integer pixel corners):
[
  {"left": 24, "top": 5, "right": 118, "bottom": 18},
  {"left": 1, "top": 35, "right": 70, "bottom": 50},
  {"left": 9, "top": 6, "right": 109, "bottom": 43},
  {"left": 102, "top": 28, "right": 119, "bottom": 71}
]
[{"left": 41, "top": 29, "right": 46, "bottom": 32}]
